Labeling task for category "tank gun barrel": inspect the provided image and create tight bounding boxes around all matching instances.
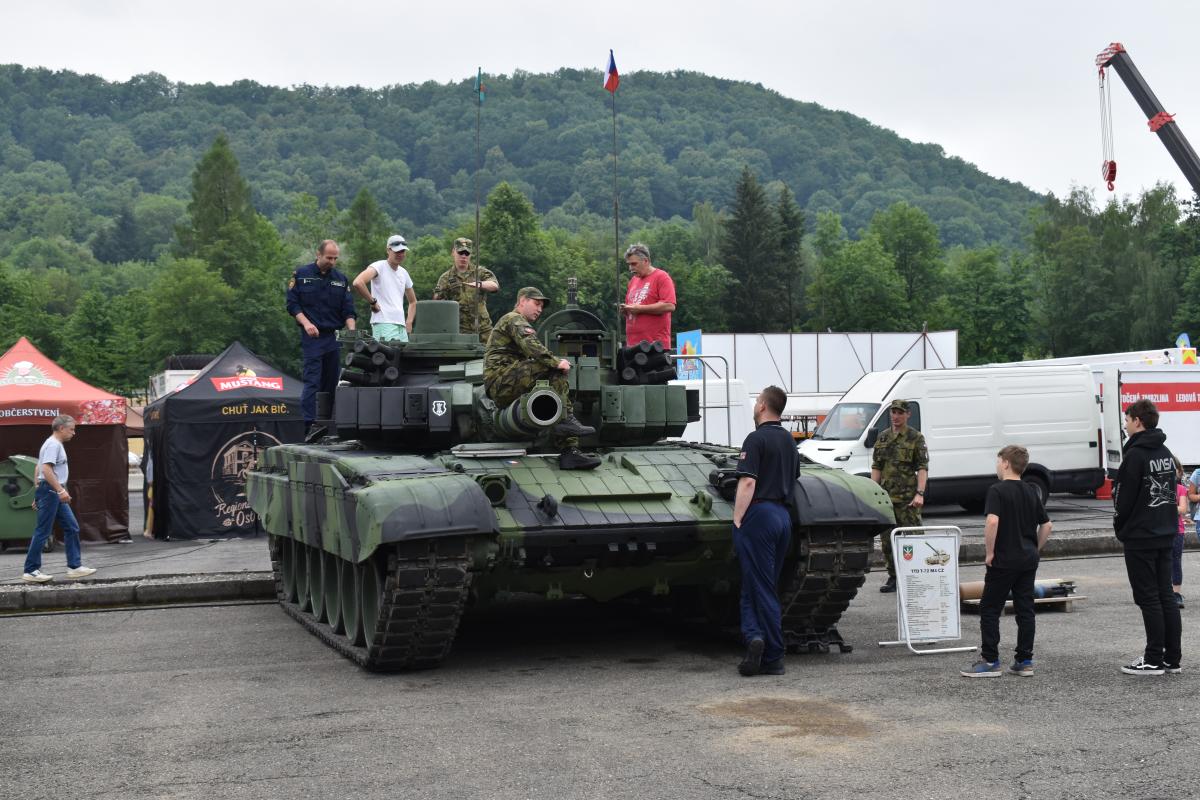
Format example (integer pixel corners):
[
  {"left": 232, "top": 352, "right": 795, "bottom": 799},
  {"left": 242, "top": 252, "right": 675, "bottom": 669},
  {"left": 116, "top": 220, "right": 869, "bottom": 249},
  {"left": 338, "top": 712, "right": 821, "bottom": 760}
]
[{"left": 493, "top": 384, "right": 563, "bottom": 439}]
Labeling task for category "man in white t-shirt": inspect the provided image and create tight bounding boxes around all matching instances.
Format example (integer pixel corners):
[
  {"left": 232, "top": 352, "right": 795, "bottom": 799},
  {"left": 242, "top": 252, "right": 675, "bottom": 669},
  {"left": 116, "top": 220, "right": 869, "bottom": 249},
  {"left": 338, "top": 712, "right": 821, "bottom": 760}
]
[
  {"left": 352, "top": 234, "right": 417, "bottom": 342},
  {"left": 22, "top": 415, "right": 97, "bottom": 583}
]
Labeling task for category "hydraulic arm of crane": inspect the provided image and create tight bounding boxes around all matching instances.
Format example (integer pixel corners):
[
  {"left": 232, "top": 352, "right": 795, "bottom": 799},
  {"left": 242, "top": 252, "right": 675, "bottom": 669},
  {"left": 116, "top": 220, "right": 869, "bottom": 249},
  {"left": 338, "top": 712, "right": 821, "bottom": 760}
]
[{"left": 1096, "top": 42, "right": 1200, "bottom": 197}]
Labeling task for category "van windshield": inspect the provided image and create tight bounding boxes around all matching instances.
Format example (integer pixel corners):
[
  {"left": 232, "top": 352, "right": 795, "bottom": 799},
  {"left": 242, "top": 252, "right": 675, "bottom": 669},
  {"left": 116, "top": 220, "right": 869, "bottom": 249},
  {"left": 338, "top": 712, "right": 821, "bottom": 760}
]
[{"left": 812, "top": 403, "right": 881, "bottom": 441}]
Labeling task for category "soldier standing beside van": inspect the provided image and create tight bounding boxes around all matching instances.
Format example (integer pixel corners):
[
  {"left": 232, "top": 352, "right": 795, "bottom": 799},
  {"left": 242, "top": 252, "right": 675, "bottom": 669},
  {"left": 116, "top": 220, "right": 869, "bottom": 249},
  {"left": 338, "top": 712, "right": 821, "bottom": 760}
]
[{"left": 871, "top": 398, "right": 929, "bottom": 593}]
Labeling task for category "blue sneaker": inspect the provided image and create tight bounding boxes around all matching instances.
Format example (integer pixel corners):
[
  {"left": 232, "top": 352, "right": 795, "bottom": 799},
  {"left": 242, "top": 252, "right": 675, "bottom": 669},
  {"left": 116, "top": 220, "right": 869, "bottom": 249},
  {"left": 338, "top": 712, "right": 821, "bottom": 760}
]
[
  {"left": 1008, "top": 659, "right": 1034, "bottom": 677},
  {"left": 961, "top": 659, "right": 1002, "bottom": 678}
]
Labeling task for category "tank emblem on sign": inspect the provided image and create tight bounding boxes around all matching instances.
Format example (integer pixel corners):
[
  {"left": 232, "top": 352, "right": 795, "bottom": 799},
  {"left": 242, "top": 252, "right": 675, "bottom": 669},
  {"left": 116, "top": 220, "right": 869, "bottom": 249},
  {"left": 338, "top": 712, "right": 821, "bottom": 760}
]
[
  {"left": 432, "top": 400, "right": 448, "bottom": 416},
  {"left": 902, "top": 544, "right": 914, "bottom": 561}
]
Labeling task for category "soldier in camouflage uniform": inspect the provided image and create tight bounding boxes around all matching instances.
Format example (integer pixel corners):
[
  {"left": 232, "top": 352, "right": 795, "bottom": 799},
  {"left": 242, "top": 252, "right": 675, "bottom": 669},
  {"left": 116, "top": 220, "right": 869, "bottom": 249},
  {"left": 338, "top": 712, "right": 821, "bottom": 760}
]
[
  {"left": 871, "top": 398, "right": 929, "bottom": 593},
  {"left": 433, "top": 237, "right": 499, "bottom": 342},
  {"left": 484, "top": 287, "right": 601, "bottom": 471}
]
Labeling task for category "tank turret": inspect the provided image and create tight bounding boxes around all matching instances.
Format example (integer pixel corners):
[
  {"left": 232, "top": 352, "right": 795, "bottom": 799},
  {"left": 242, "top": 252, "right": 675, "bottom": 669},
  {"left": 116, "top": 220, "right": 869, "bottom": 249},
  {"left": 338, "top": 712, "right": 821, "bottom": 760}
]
[{"left": 314, "top": 297, "right": 698, "bottom": 451}]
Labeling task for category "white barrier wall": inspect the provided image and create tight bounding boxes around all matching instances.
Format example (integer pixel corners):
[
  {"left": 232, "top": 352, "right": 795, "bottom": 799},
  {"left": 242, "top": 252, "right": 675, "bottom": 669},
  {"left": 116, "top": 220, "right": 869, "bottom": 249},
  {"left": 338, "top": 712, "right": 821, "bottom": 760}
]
[{"left": 694, "top": 331, "right": 958, "bottom": 396}]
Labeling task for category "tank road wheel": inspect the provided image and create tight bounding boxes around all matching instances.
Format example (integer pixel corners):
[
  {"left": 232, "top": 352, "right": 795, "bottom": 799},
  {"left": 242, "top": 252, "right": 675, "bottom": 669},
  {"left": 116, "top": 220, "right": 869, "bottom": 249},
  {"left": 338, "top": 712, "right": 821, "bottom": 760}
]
[
  {"left": 278, "top": 536, "right": 298, "bottom": 603},
  {"left": 307, "top": 543, "right": 326, "bottom": 623},
  {"left": 341, "top": 557, "right": 365, "bottom": 647},
  {"left": 294, "top": 539, "right": 312, "bottom": 613},
  {"left": 780, "top": 526, "right": 877, "bottom": 654},
  {"left": 323, "top": 551, "right": 343, "bottom": 635},
  {"left": 359, "top": 555, "right": 386, "bottom": 645}
]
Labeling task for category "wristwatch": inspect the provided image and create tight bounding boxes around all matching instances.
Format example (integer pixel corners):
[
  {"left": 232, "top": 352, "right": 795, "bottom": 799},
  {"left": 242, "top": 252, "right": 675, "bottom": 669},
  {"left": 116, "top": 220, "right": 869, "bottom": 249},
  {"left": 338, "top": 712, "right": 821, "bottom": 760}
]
[{"left": 915, "top": 490, "right": 925, "bottom": 497}]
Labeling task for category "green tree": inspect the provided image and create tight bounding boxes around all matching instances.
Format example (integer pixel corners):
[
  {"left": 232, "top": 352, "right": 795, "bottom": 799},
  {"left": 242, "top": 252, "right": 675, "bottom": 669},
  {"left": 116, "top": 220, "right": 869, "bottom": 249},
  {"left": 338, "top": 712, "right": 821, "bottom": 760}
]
[
  {"left": 145, "top": 258, "right": 237, "bottom": 357},
  {"left": 480, "top": 182, "right": 552, "bottom": 291},
  {"left": 721, "top": 167, "right": 783, "bottom": 331},
  {"left": 175, "top": 132, "right": 256, "bottom": 261},
  {"left": 338, "top": 187, "right": 390, "bottom": 274},
  {"left": 807, "top": 234, "right": 909, "bottom": 332},
  {"left": 868, "top": 201, "right": 943, "bottom": 320},
  {"left": 939, "top": 248, "right": 1030, "bottom": 364},
  {"left": 92, "top": 207, "right": 139, "bottom": 263},
  {"left": 775, "top": 185, "right": 806, "bottom": 330}
]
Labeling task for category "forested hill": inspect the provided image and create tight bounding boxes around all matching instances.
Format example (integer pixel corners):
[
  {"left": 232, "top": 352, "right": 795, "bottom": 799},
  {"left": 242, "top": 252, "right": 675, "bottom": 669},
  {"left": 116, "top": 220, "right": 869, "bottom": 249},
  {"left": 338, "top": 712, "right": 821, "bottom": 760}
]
[{"left": 0, "top": 64, "right": 1040, "bottom": 248}]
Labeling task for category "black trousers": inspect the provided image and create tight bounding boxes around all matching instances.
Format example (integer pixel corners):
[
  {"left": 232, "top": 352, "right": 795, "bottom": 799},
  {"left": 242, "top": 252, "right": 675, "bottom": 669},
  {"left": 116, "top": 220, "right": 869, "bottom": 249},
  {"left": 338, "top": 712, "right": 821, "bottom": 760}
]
[
  {"left": 978, "top": 565, "right": 1037, "bottom": 663},
  {"left": 1124, "top": 546, "right": 1183, "bottom": 666}
]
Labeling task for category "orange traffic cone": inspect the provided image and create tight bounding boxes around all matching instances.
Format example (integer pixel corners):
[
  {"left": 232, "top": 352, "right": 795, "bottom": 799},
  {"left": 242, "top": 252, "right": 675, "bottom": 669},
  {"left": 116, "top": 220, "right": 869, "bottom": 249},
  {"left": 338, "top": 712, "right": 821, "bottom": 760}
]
[{"left": 1096, "top": 478, "right": 1113, "bottom": 500}]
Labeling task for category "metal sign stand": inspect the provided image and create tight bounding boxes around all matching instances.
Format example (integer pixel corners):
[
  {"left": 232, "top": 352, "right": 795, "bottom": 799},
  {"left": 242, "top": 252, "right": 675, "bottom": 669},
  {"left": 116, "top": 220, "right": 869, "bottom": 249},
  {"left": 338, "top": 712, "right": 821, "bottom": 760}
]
[{"left": 879, "top": 525, "right": 976, "bottom": 656}]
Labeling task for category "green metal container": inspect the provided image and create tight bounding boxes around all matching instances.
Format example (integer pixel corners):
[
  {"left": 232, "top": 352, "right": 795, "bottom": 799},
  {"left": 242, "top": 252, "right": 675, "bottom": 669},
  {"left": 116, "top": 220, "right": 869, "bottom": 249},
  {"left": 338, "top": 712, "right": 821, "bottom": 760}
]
[{"left": 0, "top": 455, "right": 42, "bottom": 550}]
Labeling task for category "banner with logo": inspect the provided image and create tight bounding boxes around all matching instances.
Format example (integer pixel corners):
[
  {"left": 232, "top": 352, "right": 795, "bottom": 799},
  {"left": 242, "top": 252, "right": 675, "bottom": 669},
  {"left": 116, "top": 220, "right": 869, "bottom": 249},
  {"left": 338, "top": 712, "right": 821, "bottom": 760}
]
[
  {"left": 675, "top": 329, "right": 702, "bottom": 380},
  {"left": 144, "top": 341, "right": 304, "bottom": 539}
]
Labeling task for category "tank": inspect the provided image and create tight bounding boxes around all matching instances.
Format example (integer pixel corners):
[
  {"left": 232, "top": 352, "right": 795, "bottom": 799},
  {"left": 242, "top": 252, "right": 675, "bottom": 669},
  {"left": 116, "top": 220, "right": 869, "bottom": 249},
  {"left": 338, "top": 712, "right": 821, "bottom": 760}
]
[{"left": 246, "top": 284, "right": 895, "bottom": 670}]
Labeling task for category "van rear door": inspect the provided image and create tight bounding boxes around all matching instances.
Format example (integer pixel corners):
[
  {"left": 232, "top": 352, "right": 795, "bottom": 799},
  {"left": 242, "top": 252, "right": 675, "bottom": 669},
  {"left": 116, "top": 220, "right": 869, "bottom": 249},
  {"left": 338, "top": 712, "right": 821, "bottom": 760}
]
[{"left": 1101, "top": 367, "right": 1124, "bottom": 476}]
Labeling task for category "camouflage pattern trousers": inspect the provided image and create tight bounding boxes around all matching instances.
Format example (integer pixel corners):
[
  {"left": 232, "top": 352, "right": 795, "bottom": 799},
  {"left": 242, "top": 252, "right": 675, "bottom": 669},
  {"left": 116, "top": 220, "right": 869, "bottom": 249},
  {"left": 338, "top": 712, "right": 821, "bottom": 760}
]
[
  {"left": 882, "top": 503, "right": 922, "bottom": 578},
  {"left": 486, "top": 361, "right": 577, "bottom": 449}
]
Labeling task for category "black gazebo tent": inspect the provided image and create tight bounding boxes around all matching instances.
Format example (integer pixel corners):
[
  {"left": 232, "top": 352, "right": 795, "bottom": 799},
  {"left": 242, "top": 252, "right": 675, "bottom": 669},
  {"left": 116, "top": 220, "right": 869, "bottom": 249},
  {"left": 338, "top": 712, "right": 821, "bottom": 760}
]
[{"left": 143, "top": 342, "right": 304, "bottom": 539}]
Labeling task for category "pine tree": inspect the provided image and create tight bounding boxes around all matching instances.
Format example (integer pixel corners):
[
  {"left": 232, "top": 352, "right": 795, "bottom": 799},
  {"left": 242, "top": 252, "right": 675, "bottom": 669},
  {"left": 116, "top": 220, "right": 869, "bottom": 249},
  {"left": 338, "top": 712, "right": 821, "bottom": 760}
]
[
  {"left": 720, "top": 167, "right": 783, "bottom": 331},
  {"left": 775, "top": 185, "right": 806, "bottom": 331},
  {"left": 339, "top": 187, "right": 390, "bottom": 273},
  {"left": 175, "top": 133, "right": 255, "bottom": 260}
]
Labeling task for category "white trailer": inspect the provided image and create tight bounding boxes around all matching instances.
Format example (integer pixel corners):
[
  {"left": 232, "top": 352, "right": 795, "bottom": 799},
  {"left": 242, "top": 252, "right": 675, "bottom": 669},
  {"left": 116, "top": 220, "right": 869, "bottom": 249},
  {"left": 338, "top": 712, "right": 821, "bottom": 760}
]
[{"left": 1100, "top": 366, "right": 1200, "bottom": 471}]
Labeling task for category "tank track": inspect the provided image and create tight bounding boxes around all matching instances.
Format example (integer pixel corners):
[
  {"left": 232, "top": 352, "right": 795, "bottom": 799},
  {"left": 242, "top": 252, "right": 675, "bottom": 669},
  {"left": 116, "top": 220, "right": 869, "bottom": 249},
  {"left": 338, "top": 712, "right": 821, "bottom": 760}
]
[
  {"left": 780, "top": 526, "right": 877, "bottom": 654},
  {"left": 268, "top": 535, "right": 472, "bottom": 671}
]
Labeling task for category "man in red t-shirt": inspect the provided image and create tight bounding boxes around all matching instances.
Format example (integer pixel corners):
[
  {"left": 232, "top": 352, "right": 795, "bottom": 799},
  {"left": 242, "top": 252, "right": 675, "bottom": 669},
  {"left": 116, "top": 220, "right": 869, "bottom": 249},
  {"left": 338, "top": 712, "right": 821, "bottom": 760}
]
[{"left": 619, "top": 243, "right": 676, "bottom": 348}]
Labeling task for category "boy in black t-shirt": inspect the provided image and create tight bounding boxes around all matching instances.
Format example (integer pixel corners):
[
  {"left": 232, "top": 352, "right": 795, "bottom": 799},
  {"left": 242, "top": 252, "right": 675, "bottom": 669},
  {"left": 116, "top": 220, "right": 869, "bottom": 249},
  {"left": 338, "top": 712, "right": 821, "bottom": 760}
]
[{"left": 962, "top": 445, "right": 1054, "bottom": 678}]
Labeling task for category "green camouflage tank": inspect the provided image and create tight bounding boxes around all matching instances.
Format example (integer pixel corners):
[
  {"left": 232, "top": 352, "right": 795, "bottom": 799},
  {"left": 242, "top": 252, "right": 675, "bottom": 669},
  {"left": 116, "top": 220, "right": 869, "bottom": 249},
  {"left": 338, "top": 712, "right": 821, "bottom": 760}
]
[{"left": 247, "top": 286, "right": 895, "bottom": 670}]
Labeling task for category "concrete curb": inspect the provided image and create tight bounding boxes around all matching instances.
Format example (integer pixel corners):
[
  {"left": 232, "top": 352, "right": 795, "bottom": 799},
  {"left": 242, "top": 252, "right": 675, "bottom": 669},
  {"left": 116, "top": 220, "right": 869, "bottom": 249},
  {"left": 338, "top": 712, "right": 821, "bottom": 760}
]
[
  {"left": 0, "top": 572, "right": 275, "bottom": 612},
  {"left": 2, "top": 531, "right": 1194, "bottom": 611}
]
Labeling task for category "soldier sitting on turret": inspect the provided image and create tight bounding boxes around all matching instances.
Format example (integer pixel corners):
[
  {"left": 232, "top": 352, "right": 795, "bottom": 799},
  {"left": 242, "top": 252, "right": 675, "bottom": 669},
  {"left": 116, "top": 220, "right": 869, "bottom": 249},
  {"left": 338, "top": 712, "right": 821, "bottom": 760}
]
[{"left": 484, "top": 287, "right": 601, "bottom": 470}]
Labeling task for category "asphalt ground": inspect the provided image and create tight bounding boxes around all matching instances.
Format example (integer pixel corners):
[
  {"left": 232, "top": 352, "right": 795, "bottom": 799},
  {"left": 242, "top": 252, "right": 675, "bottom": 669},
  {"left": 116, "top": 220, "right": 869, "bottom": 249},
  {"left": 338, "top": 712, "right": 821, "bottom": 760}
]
[{"left": 0, "top": 552, "right": 1195, "bottom": 800}]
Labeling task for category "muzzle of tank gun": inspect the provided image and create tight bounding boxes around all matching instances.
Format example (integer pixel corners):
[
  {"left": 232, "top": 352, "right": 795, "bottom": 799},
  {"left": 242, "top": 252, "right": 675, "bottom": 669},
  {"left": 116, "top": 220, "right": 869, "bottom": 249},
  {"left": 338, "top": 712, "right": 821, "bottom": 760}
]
[{"left": 492, "top": 383, "right": 563, "bottom": 438}]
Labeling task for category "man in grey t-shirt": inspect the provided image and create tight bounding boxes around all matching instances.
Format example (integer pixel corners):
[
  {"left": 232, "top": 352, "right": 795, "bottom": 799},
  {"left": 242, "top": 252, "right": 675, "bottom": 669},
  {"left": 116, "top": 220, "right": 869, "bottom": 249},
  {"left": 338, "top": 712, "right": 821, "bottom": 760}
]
[{"left": 22, "top": 415, "right": 98, "bottom": 583}]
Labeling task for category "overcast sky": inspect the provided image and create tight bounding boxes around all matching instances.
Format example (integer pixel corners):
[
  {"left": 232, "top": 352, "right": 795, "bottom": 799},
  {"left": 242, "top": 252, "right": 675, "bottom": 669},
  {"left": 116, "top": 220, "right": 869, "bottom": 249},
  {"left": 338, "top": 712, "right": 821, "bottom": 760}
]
[{"left": 5, "top": 0, "right": 1196, "bottom": 201}]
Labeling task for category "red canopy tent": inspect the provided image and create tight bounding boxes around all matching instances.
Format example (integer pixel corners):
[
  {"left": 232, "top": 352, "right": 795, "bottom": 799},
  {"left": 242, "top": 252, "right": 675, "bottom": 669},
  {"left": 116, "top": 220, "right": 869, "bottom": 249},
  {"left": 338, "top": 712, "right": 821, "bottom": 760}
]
[{"left": 0, "top": 337, "right": 129, "bottom": 541}]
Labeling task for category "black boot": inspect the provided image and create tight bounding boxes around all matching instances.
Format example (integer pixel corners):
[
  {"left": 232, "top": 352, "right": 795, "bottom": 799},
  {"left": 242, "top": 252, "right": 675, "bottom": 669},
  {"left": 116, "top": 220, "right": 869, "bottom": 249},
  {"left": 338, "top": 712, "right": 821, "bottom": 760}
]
[
  {"left": 738, "top": 638, "right": 765, "bottom": 676},
  {"left": 879, "top": 576, "right": 897, "bottom": 593},
  {"left": 559, "top": 447, "right": 601, "bottom": 470},
  {"left": 554, "top": 414, "right": 596, "bottom": 438}
]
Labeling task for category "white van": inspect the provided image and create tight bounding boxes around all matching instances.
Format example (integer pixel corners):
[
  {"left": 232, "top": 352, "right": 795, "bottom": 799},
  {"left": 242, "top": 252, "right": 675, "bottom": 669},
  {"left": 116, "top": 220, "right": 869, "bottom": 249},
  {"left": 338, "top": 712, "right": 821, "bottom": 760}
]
[{"left": 798, "top": 365, "right": 1105, "bottom": 509}]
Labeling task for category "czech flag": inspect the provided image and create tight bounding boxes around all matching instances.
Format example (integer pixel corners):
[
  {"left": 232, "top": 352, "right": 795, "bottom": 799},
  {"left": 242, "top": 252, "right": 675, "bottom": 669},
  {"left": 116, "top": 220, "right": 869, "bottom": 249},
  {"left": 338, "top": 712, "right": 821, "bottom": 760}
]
[{"left": 604, "top": 50, "right": 619, "bottom": 93}]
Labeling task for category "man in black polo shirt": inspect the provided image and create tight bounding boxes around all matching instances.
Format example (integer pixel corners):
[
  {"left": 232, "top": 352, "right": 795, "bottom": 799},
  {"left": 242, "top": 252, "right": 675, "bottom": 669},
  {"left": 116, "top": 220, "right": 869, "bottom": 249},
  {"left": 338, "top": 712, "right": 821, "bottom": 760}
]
[{"left": 733, "top": 385, "right": 797, "bottom": 676}]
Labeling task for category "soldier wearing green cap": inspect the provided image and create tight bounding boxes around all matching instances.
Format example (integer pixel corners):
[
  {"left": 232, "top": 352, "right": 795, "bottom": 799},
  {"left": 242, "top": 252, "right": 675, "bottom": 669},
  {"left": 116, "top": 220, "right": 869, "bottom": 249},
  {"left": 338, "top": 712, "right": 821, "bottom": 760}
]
[
  {"left": 871, "top": 398, "right": 929, "bottom": 592},
  {"left": 433, "top": 237, "right": 499, "bottom": 342},
  {"left": 484, "top": 287, "right": 600, "bottom": 470}
]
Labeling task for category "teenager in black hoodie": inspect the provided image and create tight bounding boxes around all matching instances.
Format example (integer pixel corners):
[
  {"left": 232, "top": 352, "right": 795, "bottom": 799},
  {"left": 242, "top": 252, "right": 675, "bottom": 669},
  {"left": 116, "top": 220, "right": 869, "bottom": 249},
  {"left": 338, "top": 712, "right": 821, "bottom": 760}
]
[{"left": 1113, "top": 399, "right": 1182, "bottom": 675}]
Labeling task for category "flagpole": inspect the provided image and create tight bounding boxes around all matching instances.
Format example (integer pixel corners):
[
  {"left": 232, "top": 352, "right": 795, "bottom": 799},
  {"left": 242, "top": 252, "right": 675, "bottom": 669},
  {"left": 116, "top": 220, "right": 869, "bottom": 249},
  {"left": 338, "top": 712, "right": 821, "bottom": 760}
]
[
  {"left": 474, "top": 67, "right": 483, "bottom": 339},
  {"left": 611, "top": 76, "right": 622, "bottom": 342}
]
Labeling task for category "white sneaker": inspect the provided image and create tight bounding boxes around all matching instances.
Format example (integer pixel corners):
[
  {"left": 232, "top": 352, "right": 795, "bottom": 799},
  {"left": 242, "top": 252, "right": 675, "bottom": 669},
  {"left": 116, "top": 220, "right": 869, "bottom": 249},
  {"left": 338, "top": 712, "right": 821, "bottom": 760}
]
[
  {"left": 65, "top": 566, "right": 97, "bottom": 579},
  {"left": 22, "top": 570, "right": 53, "bottom": 583},
  {"left": 1121, "top": 656, "right": 1165, "bottom": 676}
]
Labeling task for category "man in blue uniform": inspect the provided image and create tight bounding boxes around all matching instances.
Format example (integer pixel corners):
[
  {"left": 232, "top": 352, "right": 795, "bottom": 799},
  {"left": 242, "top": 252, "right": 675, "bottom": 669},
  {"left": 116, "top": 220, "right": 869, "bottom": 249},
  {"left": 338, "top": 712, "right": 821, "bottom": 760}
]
[
  {"left": 732, "top": 385, "right": 797, "bottom": 676},
  {"left": 286, "top": 239, "right": 357, "bottom": 427}
]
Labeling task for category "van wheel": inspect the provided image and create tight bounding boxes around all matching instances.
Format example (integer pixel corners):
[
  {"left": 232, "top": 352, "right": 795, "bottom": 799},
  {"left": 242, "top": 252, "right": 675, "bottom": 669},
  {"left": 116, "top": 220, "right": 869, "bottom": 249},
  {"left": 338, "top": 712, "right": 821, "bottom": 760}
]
[{"left": 1023, "top": 474, "right": 1050, "bottom": 505}]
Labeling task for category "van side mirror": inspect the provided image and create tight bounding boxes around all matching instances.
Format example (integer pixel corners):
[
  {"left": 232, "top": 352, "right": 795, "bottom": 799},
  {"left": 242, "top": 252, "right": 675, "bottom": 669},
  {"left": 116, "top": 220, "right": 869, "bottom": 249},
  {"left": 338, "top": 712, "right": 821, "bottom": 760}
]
[{"left": 865, "top": 428, "right": 879, "bottom": 448}]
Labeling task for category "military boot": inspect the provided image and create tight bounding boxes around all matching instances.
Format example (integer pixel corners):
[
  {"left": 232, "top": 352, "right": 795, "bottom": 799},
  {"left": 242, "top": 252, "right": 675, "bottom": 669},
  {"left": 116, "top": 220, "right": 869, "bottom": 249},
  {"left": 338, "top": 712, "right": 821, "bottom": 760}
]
[
  {"left": 553, "top": 413, "right": 596, "bottom": 438},
  {"left": 559, "top": 447, "right": 601, "bottom": 470}
]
